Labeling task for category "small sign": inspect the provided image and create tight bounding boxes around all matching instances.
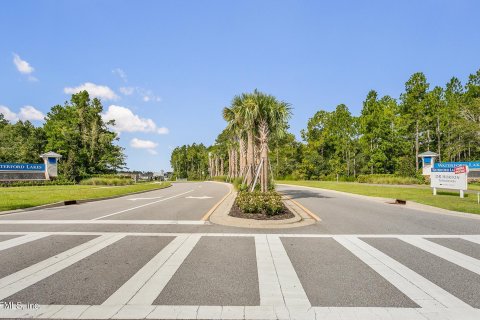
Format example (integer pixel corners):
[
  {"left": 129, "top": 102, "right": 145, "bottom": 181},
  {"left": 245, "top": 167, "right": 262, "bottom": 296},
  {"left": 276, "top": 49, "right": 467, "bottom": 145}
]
[{"left": 454, "top": 165, "right": 468, "bottom": 174}]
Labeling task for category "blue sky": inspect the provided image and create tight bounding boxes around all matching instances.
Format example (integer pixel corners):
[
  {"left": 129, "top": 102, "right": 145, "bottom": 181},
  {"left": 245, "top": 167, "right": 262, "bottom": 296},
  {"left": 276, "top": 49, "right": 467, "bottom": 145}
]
[{"left": 1, "top": 0, "right": 479, "bottom": 171}]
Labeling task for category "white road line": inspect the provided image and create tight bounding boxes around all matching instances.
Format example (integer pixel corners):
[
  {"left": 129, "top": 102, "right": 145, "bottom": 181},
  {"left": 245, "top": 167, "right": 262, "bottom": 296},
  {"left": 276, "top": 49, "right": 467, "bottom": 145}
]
[
  {"left": 460, "top": 235, "right": 480, "bottom": 245},
  {"left": 0, "top": 234, "right": 124, "bottom": 301},
  {"left": 337, "top": 236, "right": 472, "bottom": 309},
  {"left": 267, "top": 235, "right": 311, "bottom": 307},
  {"left": 3, "top": 306, "right": 479, "bottom": 320},
  {"left": 127, "top": 234, "right": 201, "bottom": 305},
  {"left": 255, "top": 235, "right": 284, "bottom": 306},
  {"left": 103, "top": 235, "right": 189, "bottom": 305},
  {"left": 0, "top": 231, "right": 477, "bottom": 237},
  {"left": 0, "top": 220, "right": 207, "bottom": 225},
  {"left": 335, "top": 236, "right": 447, "bottom": 309},
  {"left": 399, "top": 236, "right": 480, "bottom": 275},
  {"left": 91, "top": 189, "right": 195, "bottom": 220},
  {"left": 0, "top": 234, "right": 48, "bottom": 251}
]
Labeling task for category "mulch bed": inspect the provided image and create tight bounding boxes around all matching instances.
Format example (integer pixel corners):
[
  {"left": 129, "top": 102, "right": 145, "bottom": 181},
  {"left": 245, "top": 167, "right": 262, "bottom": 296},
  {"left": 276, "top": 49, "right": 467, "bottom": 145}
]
[{"left": 229, "top": 202, "right": 295, "bottom": 220}]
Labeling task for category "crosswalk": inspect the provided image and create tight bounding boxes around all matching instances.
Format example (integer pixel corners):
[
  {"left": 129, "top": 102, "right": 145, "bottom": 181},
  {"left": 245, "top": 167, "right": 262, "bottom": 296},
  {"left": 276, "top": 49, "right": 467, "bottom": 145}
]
[{"left": 0, "top": 232, "right": 479, "bottom": 319}]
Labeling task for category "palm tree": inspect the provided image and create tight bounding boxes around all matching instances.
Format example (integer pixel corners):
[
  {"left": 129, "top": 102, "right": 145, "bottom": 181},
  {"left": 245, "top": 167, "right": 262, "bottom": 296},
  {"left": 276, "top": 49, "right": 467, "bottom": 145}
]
[
  {"left": 223, "top": 90, "right": 291, "bottom": 191},
  {"left": 250, "top": 91, "right": 291, "bottom": 191}
]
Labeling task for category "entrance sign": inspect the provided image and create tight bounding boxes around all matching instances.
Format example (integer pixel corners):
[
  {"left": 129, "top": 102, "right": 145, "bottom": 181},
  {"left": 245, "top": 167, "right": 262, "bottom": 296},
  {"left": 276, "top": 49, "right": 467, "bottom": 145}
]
[
  {"left": 431, "top": 167, "right": 468, "bottom": 198},
  {"left": 0, "top": 151, "right": 62, "bottom": 182},
  {"left": 434, "top": 161, "right": 480, "bottom": 170},
  {"left": 0, "top": 163, "right": 45, "bottom": 172}
]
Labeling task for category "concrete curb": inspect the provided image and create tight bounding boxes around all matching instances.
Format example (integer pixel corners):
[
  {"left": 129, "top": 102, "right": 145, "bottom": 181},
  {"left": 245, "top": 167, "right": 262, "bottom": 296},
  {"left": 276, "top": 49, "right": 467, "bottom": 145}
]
[
  {"left": 277, "top": 183, "right": 480, "bottom": 221},
  {"left": 208, "top": 184, "right": 316, "bottom": 229},
  {"left": 0, "top": 183, "right": 172, "bottom": 216}
]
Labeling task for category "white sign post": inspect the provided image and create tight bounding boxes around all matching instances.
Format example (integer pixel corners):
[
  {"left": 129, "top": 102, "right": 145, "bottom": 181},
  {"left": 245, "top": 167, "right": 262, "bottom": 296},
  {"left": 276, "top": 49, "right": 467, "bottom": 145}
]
[{"left": 431, "top": 166, "right": 468, "bottom": 198}]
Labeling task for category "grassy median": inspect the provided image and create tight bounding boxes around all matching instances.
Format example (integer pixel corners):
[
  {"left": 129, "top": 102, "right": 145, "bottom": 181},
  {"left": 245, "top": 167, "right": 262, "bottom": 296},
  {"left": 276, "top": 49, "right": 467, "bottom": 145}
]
[
  {"left": 0, "top": 182, "right": 171, "bottom": 211},
  {"left": 279, "top": 180, "right": 480, "bottom": 215}
]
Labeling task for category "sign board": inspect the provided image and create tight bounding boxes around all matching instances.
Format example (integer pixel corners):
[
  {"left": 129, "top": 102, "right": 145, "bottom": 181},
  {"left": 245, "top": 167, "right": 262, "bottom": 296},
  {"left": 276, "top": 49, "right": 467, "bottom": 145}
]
[
  {"left": 434, "top": 162, "right": 480, "bottom": 170},
  {"left": 0, "top": 163, "right": 45, "bottom": 172},
  {"left": 431, "top": 167, "right": 467, "bottom": 191},
  {"left": 454, "top": 165, "right": 468, "bottom": 174}
]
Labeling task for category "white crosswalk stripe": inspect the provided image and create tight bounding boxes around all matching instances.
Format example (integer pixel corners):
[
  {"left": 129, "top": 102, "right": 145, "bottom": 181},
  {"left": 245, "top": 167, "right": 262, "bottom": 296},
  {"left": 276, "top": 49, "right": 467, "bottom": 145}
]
[
  {"left": 0, "top": 233, "right": 49, "bottom": 251},
  {"left": 0, "top": 232, "right": 479, "bottom": 319}
]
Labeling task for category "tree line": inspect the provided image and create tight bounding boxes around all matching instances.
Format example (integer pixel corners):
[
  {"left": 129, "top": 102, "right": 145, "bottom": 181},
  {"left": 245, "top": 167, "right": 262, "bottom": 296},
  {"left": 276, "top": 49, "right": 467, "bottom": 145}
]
[
  {"left": 171, "top": 69, "right": 480, "bottom": 181},
  {"left": 0, "top": 91, "right": 125, "bottom": 181}
]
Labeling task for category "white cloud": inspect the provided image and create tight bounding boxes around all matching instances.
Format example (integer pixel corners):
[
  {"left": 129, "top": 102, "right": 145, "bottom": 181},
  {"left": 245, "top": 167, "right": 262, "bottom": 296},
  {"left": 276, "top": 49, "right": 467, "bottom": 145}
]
[
  {"left": 13, "top": 53, "right": 34, "bottom": 74},
  {"left": 102, "top": 105, "right": 169, "bottom": 135},
  {"left": 0, "top": 105, "right": 44, "bottom": 122},
  {"left": 112, "top": 68, "right": 128, "bottom": 82},
  {"left": 130, "top": 138, "right": 158, "bottom": 155},
  {"left": 119, "top": 86, "right": 135, "bottom": 95},
  {"left": 0, "top": 105, "right": 18, "bottom": 122},
  {"left": 18, "top": 106, "right": 45, "bottom": 121},
  {"left": 64, "top": 82, "right": 118, "bottom": 100},
  {"left": 157, "top": 127, "right": 169, "bottom": 134}
]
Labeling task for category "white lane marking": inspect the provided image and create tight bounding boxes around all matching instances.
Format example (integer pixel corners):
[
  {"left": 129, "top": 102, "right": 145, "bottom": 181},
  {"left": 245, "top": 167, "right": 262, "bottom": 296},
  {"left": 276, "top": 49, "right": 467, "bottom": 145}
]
[
  {"left": 0, "top": 220, "right": 207, "bottom": 225},
  {"left": 91, "top": 189, "right": 195, "bottom": 220},
  {"left": 0, "top": 234, "right": 125, "bottom": 301},
  {"left": 2, "top": 306, "right": 479, "bottom": 320},
  {"left": 127, "top": 196, "right": 164, "bottom": 201},
  {"left": 127, "top": 234, "right": 201, "bottom": 305},
  {"left": 335, "top": 236, "right": 448, "bottom": 309},
  {"left": 185, "top": 196, "right": 213, "bottom": 199},
  {"left": 399, "top": 236, "right": 480, "bottom": 275},
  {"left": 255, "top": 235, "right": 284, "bottom": 306},
  {"left": 0, "top": 231, "right": 479, "bottom": 237},
  {"left": 337, "top": 236, "right": 472, "bottom": 309},
  {"left": 0, "top": 234, "right": 49, "bottom": 251},
  {"left": 103, "top": 235, "right": 189, "bottom": 305},
  {"left": 267, "top": 235, "right": 311, "bottom": 307},
  {"left": 462, "top": 235, "right": 480, "bottom": 245}
]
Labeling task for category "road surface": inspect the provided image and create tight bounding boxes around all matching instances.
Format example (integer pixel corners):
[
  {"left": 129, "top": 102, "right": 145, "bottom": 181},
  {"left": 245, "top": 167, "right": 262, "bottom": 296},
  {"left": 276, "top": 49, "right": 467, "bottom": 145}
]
[{"left": 0, "top": 181, "right": 479, "bottom": 319}]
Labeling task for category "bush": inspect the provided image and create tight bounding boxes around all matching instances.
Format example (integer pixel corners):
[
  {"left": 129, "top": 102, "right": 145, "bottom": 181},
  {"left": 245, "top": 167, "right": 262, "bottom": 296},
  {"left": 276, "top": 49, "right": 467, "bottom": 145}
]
[
  {"left": 0, "top": 178, "right": 76, "bottom": 187},
  {"left": 235, "top": 191, "right": 284, "bottom": 215},
  {"left": 210, "top": 175, "right": 227, "bottom": 182},
  {"left": 356, "top": 174, "right": 424, "bottom": 185},
  {"left": 79, "top": 177, "right": 133, "bottom": 186}
]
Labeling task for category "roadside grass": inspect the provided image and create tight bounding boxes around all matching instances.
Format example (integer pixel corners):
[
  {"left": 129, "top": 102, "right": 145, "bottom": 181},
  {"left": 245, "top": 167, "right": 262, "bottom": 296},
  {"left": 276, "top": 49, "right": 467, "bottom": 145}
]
[
  {"left": 279, "top": 180, "right": 480, "bottom": 215},
  {"left": 0, "top": 182, "right": 171, "bottom": 211}
]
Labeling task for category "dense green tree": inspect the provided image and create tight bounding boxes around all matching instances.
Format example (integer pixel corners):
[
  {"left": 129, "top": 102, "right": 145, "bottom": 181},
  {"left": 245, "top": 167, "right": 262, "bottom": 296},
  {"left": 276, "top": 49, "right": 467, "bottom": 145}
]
[{"left": 43, "top": 91, "right": 125, "bottom": 180}]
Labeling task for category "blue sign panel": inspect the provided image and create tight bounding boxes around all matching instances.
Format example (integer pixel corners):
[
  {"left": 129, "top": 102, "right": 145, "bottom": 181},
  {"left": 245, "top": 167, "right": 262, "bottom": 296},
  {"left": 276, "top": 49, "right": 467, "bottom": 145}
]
[
  {"left": 434, "top": 162, "right": 480, "bottom": 170},
  {"left": 0, "top": 163, "right": 45, "bottom": 172},
  {"left": 431, "top": 168, "right": 455, "bottom": 172}
]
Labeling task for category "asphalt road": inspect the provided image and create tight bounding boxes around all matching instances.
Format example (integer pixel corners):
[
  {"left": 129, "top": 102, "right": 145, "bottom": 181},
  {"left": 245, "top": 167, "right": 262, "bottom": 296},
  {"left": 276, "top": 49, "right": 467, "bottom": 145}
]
[{"left": 0, "top": 181, "right": 479, "bottom": 320}]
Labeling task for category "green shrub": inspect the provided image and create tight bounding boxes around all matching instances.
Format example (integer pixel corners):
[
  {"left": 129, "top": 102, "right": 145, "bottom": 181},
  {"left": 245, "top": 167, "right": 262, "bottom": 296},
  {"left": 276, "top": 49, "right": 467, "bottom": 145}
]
[
  {"left": 79, "top": 177, "right": 133, "bottom": 186},
  {"left": 210, "top": 175, "right": 227, "bottom": 182},
  {"left": 235, "top": 191, "right": 284, "bottom": 215},
  {"left": 0, "top": 178, "right": 76, "bottom": 187},
  {"left": 356, "top": 174, "right": 424, "bottom": 185}
]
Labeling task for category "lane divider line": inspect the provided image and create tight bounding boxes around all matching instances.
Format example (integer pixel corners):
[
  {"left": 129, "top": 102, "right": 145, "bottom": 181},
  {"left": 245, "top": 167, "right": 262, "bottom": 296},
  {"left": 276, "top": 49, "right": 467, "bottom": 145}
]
[
  {"left": 91, "top": 190, "right": 195, "bottom": 220},
  {"left": 201, "top": 183, "right": 232, "bottom": 221},
  {"left": 282, "top": 195, "right": 321, "bottom": 221}
]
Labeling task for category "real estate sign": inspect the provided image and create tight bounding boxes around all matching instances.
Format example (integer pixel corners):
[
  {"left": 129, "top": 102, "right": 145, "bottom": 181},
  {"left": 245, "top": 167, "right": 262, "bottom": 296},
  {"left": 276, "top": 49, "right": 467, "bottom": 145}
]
[{"left": 431, "top": 167, "right": 467, "bottom": 191}]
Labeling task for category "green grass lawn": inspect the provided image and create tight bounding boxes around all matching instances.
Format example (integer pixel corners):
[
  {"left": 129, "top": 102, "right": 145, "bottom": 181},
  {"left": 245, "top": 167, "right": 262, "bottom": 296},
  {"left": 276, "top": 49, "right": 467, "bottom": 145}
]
[
  {"left": 279, "top": 180, "right": 480, "bottom": 215},
  {"left": 0, "top": 182, "right": 171, "bottom": 211}
]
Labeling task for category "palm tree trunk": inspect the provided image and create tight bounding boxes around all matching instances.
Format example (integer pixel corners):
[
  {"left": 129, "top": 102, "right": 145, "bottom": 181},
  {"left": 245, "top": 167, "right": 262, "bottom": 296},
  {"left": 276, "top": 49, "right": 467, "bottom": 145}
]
[
  {"left": 259, "top": 120, "right": 269, "bottom": 192},
  {"left": 246, "top": 130, "right": 255, "bottom": 186}
]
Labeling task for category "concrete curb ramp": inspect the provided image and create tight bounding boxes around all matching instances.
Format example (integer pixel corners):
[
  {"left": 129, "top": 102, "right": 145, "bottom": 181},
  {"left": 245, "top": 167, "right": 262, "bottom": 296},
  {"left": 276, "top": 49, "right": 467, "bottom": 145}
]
[{"left": 208, "top": 183, "right": 317, "bottom": 229}]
